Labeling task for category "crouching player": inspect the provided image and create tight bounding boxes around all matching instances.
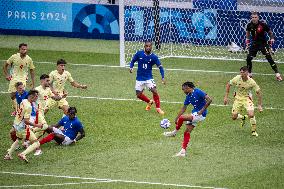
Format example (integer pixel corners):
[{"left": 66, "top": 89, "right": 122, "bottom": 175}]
[
  {"left": 4, "top": 90, "right": 42, "bottom": 163},
  {"left": 40, "top": 107, "right": 85, "bottom": 147}
]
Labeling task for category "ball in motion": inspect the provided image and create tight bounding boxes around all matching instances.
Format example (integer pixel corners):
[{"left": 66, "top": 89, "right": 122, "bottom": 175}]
[{"left": 160, "top": 119, "right": 171, "bottom": 129}]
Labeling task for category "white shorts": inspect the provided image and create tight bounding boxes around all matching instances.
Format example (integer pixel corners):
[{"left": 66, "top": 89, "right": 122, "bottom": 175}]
[
  {"left": 29, "top": 116, "right": 36, "bottom": 128},
  {"left": 135, "top": 79, "right": 156, "bottom": 91},
  {"left": 52, "top": 127, "right": 74, "bottom": 145},
  {"left": 185, "top": 112, "right": 206, "bottom": 127},
  {"left": 13, "top": 120, "right": 25, "bottom": 132}
]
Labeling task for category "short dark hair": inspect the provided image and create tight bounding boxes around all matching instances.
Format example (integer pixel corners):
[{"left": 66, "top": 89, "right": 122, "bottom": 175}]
[
  {"left": 57, "top": 59, "right": 67, "bottom": 65},
  {"left": 28, "top": 89, "right": 39, "bottom": 97},
  {"left": 68, "top": 107, "right": 77, "bottom": 114},
  {"left": 144, "top": 41, "right": 152, "bottom": 45},
  {"left": 40, "top": 74, "right": 49, "bottom": 80},
  {"left": 240, "top": 66, "right": 249, "bottom": 72},
  {"left": 15, "top": 82, "right": 24, "bottom": 88},
  {"left": 251, "top": 12, "right": 259, "bottom": 16},
  {"left": 19, "top": 43, "right": 27, "bottom": 49},
  {"left": 182, "top": 81, "right": 195, "bottom": 88}
]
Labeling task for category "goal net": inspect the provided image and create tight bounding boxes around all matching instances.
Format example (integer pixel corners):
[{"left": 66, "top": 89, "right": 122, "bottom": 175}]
[{"left": 119, "top": 0, "right": 284, "bottom": 67}]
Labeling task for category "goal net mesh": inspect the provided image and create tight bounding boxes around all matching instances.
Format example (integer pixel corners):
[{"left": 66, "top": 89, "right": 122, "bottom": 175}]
[{"left": 122, "top": 0, "right": 284, "bottom": 65}]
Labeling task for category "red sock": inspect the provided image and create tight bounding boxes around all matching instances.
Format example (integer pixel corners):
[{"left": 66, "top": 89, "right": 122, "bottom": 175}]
[
  {"left": 153, "top": 93, "right": 160, "bottom": 108},
  {"left": 10, "top": 131, "right": 17, "bottom": 142},
  {"left": 40, "top": 133, "right": 55, "bottom": 145},
  {"left": 137, "top": 93, "right": 150, "bottom": 103},
  {"left": 175, "top": 116, "right": 184, "bottom": 131},
  {"left": 182, "top": 132, "right": 191, "bottom": 150}
]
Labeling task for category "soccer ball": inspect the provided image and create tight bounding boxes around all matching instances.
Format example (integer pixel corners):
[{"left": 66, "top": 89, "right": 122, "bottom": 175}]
[{"left": 160, "top": 119, "right": 171, "bottom": 129}]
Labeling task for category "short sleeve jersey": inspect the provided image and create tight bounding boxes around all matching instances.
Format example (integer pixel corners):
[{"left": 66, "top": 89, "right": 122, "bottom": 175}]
[
  {"left": 58, "top": 116, "right": 84, "bottom": 140},
  {"left": 7, "top": 53, "right": 35, "bottom": 81},
  {"left": 229, "top": 75, "right": 260, "bottom": 100},
  {"left": 184, "top": 88, "right": 208, "bottom": 117},
  {"left": 246, "top": 21, "right": 270, "bottom": 44},
  {"left": 130, "top": 50, "right": 161, "bottom": 81},
  {"left": 14, "top": 99, "right": 32, "bottom": 126},
  {"left": 49, "top": 70, "right": 74, "bottom": 95}
]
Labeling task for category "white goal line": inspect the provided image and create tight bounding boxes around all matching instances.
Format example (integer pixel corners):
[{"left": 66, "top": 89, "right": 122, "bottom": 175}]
[
  {"left": 0, "top": 180, "right": 113, "bottom": 188},
  {"left": 0, "top": 91, "right": 283, "bottom": 111},
  {"left": 0, "top": 59, "right": 279, "bottom": 76},
  {"left": 0, "top": 171, "right": 227, "bottom": 189}
]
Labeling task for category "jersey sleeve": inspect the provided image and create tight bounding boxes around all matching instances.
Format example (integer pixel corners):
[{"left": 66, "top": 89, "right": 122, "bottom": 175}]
[
  {"left": 246, "top": 23, "right": 251, "bottom": 32},
  {"left": 76, "top": 120, "right": 83, "bottom": 130},
  {"left": 58, "top": 117, "right": 66, "bottom": 126},
  {"left": 197, "top": 89, "right": 207, "bottom": 99},
  {"left": 28, "top": 58, "right": 35, "bottom": 70},
  {"left": 184, "top": 96, "right": 190, "bottom": 106},
  {"left": 261, "top": 22, "right": 270, "bottom": 32},
  {"left": 252, "top": 80, "right": 260, "bottom": 92},
  {"left": 67, "top": 72, "right": 74, "bottom": 83},
  {"left": 154, "top": 55, "right": 161, "bottom": 67},
  {"left": 229, "top": 75, "right": 239, "bottom": 86},
  {"left": 6, "top": 54, "right": 16, "bottom": 65},
  {"left": 23, "top": 103, "right": 32, "bottom": 119},
  {"left": 130, "top": 52, "right": 139, "bottom": 68}
]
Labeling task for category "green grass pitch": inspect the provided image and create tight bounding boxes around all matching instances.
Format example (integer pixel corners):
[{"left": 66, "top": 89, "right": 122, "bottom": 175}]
[{"left": 0, "top": 35, "right": 283, "bottom": 189}]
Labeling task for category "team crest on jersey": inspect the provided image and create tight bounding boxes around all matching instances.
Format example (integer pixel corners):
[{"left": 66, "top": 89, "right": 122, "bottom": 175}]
[{"left": 257, "top": 25, "right": 263, "bottom": 33}]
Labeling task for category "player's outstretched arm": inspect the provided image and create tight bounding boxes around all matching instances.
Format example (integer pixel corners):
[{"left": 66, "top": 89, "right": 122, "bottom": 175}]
[
  {"left": 256, "top": 89, "right": 263, "bottom": 112},
  {"left": 224, "top": 83, "right": 231, "bottom": 105},
  {"left": 71, "top": 81, "right": 87, "bottom": 89}
]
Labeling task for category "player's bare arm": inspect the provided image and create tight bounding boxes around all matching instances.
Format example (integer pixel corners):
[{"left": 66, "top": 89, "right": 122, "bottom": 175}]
[
  {"left": 73, "top": 128, "right": 85, "bottom": 143},
  {"left": 198, "top": 95, "right": 212, "bottom": 115},
  {"left": 3, "top": 61, "right": 11, "bottom": 81},
  {"left": 224, "top": 83, "right": 231, "bottom": 105},
  {"left": 24, "top": 117, "right": 42, "bottom": 128},
  {"left": 30, "top": 69, "right": 35, "bottom": 89},
  {"left": 71, "top": 81, "right": 87, "bottom": 89},
  {"left": 256, "top": 89, "right": 263, "bottom": 112}
]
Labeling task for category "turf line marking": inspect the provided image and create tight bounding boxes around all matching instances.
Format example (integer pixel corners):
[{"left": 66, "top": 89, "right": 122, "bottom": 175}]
[
  {"left": 0, "top": 59, "right": 278, "bottom": 76},
  {"left": 0, "top": 91, "right": 283, "bottom": 111},
  {"left": 0, "top": 171, "right": 227, "bottom": 189},
  {"left": 0, "top": 181, "right": 113, "bottom": 188}
]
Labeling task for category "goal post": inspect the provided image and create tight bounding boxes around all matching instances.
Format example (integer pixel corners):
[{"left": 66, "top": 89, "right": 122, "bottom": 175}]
[{"left": 119, "top": 0, "right": 284, "bottom": 67}]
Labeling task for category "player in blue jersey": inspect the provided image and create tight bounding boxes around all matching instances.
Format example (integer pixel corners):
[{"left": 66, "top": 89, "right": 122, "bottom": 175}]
[
  {"left": 10, "top": 82, "right": 28, "bottom": 116},
  {"left": 164, "top": 82, "right": 212, "bottom": 157},
  {"left": 129, "top": 41, "right": 165, "bottom": 115},
  {"left": 39, "top": 107, "right": 85, "bottom": 147},
  {"left": 9, "top": 82, "right": 30, "bottom": 142}
]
